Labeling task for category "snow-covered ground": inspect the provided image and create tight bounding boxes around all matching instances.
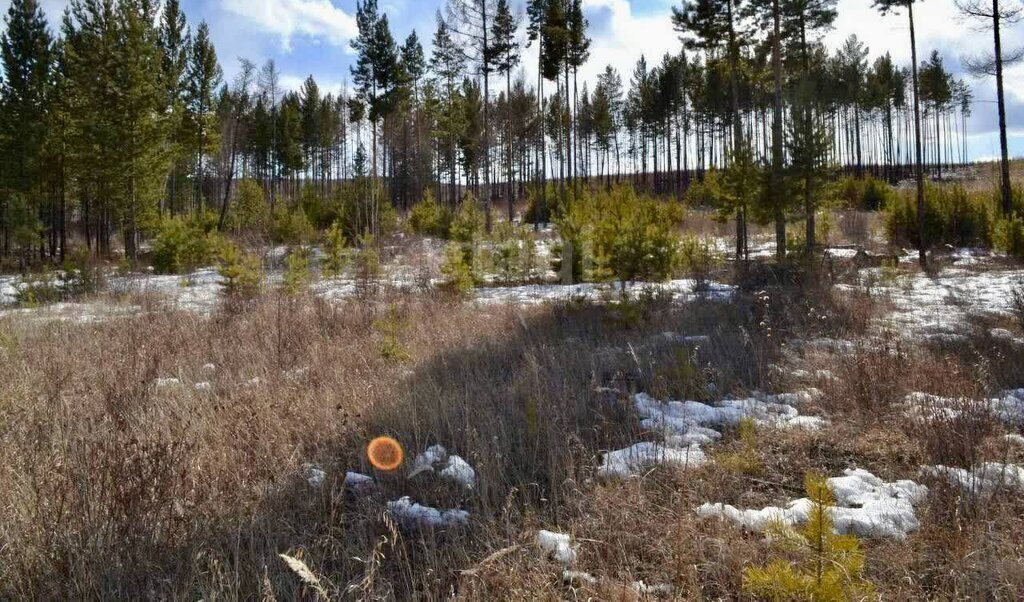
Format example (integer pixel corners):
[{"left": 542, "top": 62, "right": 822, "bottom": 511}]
[
  {"left": 474, "top": 279, "right": 735, "bottom": 305},
  {"left": 840, "top": 259, "right": 1024, "bottom": 339}
]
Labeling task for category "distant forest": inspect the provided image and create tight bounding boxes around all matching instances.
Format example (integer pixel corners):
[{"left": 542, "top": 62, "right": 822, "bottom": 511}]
[{"left": 0, "top": 0, "right": 1017, "bottom": 265}]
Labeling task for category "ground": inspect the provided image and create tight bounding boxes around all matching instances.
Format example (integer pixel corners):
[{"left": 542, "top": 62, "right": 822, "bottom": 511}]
[{"left": 1, "top": 207, "right": 1024, "bottom": 600}]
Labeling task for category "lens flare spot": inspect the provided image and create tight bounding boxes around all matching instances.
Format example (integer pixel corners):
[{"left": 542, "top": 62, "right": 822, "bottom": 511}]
[{"left": 367, "top": 436, "right": 404, "bottom": 471}]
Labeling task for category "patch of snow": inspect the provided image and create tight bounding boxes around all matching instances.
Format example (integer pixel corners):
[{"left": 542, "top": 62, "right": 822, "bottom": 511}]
[
  {"left": 634, "top": 392, "right": 826, "bottom": 435},
  {"left": 194, "top": 381, "right": 212, "bottom": 392},
  {"left": 440, "top": 455, "right": 477, "bottom": 489},
  {"left": 386, "top": 497, "right": 469, "bottom": 528},
  {"left": 845, "top": 264, "right": 1024, "bottom": 340},
  {"left": 597, "top": 442, "right": 708, "bottom": 479},
  {"left": 473, "top": 279, "right": 735, "bottom": 306},
  {"left": 922, "top": 462, "right": 1024, "bottom": 495},
  {"left": 562, "top": 570, "right": 597, "bottom": 586},
  {"left": 0, "top": 275, "right": 16, "bottom": 305},
  {"left": 409, "top": 444, "right": 476, "bottom": 488},
  {"left": 699, "top": 469, "right": 928, "bottom": 539},
  {"left": 201, "top": 363, "right": 216, "bottom": 373},
  {"left": 654, "top": 332, "right": 711, "bottom": 346},
  {"left": 1005, "top": 433, "right": 1024, "bottom": 446},
  {"left": 697, "top": 500, "right": 812, "bottom": 532},
  {"left": 536, "top": 530, "right": 578, "bottom": 566},
  {"left": 344, "top": 471, "right": 375, "bottom": 492},
  {"left": 633, "top": 581, "right": 675, "bottom": 596},
  {"left": 905, "top": 390, "right": 1024, "bottom": 426},
  {"left": 304, "top": 465, "right": 326, "bottom": 488},
  {"left": 155, "top": 377, "right": 182, "bottom": 388}
]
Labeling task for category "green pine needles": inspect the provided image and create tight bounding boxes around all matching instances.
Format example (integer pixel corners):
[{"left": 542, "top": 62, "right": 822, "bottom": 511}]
[{"left": 743, "top": 473, "right": 874, "bottom": 601}]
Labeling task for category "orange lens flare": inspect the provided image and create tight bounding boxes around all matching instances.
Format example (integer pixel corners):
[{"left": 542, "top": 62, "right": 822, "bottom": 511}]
[{"left": 367, "top": 436, "right": 404, "bottom": 471}]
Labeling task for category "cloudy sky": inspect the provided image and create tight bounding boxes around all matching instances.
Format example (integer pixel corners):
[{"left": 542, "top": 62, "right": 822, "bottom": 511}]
[{"left": 8, "top": 0, "right": 1024, "bottom": 159}]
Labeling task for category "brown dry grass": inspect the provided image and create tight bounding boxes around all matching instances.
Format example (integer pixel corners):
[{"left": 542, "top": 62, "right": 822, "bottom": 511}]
[{"left": 2, "top": 268, "right": 1023, "bottom": 600}]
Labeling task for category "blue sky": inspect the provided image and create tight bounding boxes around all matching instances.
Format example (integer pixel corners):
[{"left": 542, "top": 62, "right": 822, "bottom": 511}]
[{"left": 8, "top": 0, "right": 1024, "bottom": 160}]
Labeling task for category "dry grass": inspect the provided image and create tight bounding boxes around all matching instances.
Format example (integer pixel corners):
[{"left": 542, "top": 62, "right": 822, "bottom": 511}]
[{"left": 2, "top": 266, "right": 1024, "bottom": 600}]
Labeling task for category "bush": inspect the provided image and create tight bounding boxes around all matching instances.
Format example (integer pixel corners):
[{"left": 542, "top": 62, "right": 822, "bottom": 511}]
[
  {"left": 228, "top": 179, "right": 271, "bottom": 239},
  {"left": 408, "top": 190, "right": 451, "bottom": 238},
  {"left": 353, "top": 232, "right": 382, "bottom": 294},
  {"left": 832, "top": 176, "right": 895, "bottom": 211},
  {"left": 282, "top": 247, "right": 312, "bottom": 296},
  {"left": 217, "top": 241, "right": 263, "bottom": 299},
  {"left": 489, "top": 221, "right": 522, "bottom": 285},
  {"left": 14, "top": 269, "right": 61, "bottom": 307},
  {"left": 298, "top": 185, "right": 336, "bottom": 229},
  {"left": 151, "top": 212, "right": 221, "bottom": 275},
  {"left": 1011, "top": 280, "right": 1024, "bottom": 331},
  {"left": 994, "top": 216, "right": 1024, "bottom": 258},
  {"left": 678, "top": 235, "right": 719, "bottom": 292},
  {"left": 450, "top": 192, "right": 485, "bottom": 244},
  {"left": 684, "top": 171, "right": 721, "bottom": 208},
  {"left": 321, "top": 222, "right": 350, "bottom": 279},
  {"left": 373, "top": 303, "right": 411, "bottom": 362},
  {"left": 440, "top": 242, "right": 475, "bottom": 296},
  {"left": 271, "top": 206, "right": 315, "bottom": 246},
  {"left": 593, "top": 185, "right": 683, "bottom": 287},
  {"left": 885, "top": 184, "right": 994, "bottom": 248},
  {"left": 324, "top": 180, "right": 399, "bottom": 243},
  {"left": 743, "top": 472, "right": 874, "bottom": 601}
]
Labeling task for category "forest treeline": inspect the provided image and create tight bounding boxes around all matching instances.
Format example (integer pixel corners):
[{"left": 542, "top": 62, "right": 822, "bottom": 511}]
[{"left": 0, "top": 0, "right": 1018, "bottom": 267}]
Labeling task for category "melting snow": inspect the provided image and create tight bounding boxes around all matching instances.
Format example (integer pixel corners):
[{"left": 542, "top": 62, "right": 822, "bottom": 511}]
[
  {"left": 598, "top": 442, "right": 708, "bottom": 478},
  {"left": 536, "top": 530, "right": 578, "bottom": 566},
  {"left": 155, "top": 377, "right": 182, "bottom": 388},
  {"left": 922, "top": 463, "right": 1024, "bottom": 495},
  {"left": 905, "top": 390, "right": 1024, "bottom": 426},
  {"left": 698, "top": 468, "right": 927, "bottom": 539},
  {"left": 304, "top": 465, "right": 326, "bottom": 488},
  {"left": 633, "top": 392, "right": 827, "bottom": 436},
  {"left": 344, "top": 471, "right": 375, "bottom": 492},
  {"left": 386, "top": 497, "right": 469, "bottom": 528},
  {"left": 844, "top": 264, "right": 1024, "bottom": 340},
  {"left": 473, "top": 279, "right": 735, "bottom": 305},
  {"left": 409, "top": 444, "right": 477, "bottom": 488}
]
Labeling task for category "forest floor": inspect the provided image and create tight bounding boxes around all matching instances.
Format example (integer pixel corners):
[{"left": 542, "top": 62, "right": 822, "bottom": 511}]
[{"left": 2, "top": 211, "right": 1024, "bottom": 599}]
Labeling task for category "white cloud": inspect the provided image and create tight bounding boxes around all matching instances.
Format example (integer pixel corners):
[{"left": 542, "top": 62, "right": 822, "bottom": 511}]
[
  {"left": 280, "top": 73, "right": 348, "bottom": 95},
  {"left": 220, "top": 0, "right": 358, "bottom": 52}
]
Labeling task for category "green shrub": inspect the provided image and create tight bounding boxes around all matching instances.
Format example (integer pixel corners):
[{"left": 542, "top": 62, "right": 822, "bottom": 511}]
[
  {"left": 490, "top": 221, "right": 522, "bottom": 285},
  {"left": 885, "top": 184, "right": 994, "bottom": 248},
  {"left": 832, "top": 176, "right": 895, "bottom": 211},
  {"left": 592, "top": 185, "right": 683, "bottom": 287},
  {"left": 228, "top": 179, "right": 271, "bottom": 238},
  {"left": 282, "top": 247, "right": 312, "bottom": 296},
  {"left": 450, "top": 192, "right": 485, "bottom": 244},
  {"left": 14, "top": 269, "right": 61, "bottom": 307},
  {"left": 62, "top": 246, "right": 105, "bottom": 298},
  {"left": 298, "top": 184, "right": 336, "bottom": 229},
  {"left": 324, "top": 180, "right": 399, "bottom": 243},
  {"left": 353, "top": 231, "right": 382, "bottom": 294},
  {"left": 679, "top": 235, "right": 719, "bottom": 291},
  {"left": 684, "top": 171, "right": 721, "bottom": 208},
  {"left": 272, "top": 206, "right": 315, "bottom": 246},
  {"left": 409, "top": 190, "right": 451, "bottom": 238},
  {"left": 994, "top": 216, "right": 1024, "bottom": 258},
  {"left": 440, "top": 242, "right": 476, "bottom": 296},
  {"left": 321, "top": 222, "right": 350, "bottom": 278},
  {"left": 151, "top": 212, "right": 221, "bottom": 275},
  {"left": 717, "top": 417, "right": 763, "bottom": 476},
  {"left": 373, "top": 303, "right": 411, "bottom": 361},
  {"left": 743, "top": 472, "right": 874, "bottom": 601},
  {"left": 5, "top": 193, "right": 41, "bottom": 266},
  {"left": 217, "top": 241, "right": 263, "bottom": 299}
]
